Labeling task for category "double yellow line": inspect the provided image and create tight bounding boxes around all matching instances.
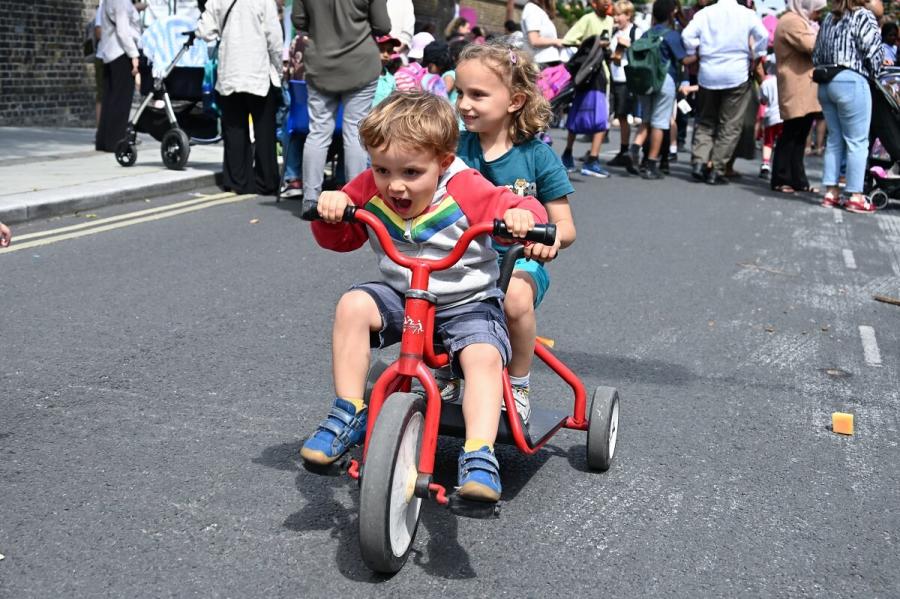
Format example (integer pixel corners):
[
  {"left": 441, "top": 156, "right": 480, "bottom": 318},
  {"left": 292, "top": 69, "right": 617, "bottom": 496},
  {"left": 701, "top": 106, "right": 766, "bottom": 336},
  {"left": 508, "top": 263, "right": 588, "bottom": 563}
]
[{"left": 0, "top": 192, "right": 257, "bottom": 255}]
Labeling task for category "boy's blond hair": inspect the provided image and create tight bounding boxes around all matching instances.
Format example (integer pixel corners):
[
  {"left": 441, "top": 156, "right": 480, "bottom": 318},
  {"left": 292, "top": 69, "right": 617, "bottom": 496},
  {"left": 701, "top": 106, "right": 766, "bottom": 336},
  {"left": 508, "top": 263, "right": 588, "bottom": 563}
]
[
  {"left": 457, "top": 42, "right": 552, "bottom": 145},
  {"left": 614, "top": 0, "right": 635, "bottom": 18},
  {"left": 359, "top": 91, "right": 459, "bottom": 157}
]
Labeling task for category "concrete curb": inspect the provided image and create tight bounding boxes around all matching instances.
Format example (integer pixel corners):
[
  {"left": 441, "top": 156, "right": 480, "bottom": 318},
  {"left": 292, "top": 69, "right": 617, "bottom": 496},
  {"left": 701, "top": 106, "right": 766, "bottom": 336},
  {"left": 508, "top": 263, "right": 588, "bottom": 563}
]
[{"left": 0, "top": 170, "right": 223, "bottom": 225}]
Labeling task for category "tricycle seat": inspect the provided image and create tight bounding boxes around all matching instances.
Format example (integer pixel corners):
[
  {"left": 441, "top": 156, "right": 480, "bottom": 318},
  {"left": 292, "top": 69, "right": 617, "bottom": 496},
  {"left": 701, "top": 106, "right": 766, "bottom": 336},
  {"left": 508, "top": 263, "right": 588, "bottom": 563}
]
[{"left": 437, "top": 401, "right": 568, "bottom": 448}]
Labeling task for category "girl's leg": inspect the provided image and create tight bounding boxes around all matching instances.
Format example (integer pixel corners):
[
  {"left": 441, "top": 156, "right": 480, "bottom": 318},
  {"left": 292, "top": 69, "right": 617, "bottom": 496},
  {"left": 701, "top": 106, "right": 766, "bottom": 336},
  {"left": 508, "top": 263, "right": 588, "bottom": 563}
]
[
  {"left": 332, "top": 290, "right": 382, "bottom": 401},
  {"left": 504, "top": 273, "right": 538, "bottom": 379}
]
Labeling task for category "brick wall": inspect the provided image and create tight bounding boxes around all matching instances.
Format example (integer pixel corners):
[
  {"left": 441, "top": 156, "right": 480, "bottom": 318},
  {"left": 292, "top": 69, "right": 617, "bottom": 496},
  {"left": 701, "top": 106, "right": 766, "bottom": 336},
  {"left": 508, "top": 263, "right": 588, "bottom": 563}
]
[{"left": 0, "top": 0, "right": 99, "bottom": 127}]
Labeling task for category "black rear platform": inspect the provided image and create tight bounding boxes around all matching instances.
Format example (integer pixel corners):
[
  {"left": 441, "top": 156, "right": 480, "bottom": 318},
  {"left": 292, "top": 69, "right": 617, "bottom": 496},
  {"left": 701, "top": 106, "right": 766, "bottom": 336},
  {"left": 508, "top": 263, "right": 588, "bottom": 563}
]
[{"left": 437, "top": 401, "right": 568, "bottom": 448}]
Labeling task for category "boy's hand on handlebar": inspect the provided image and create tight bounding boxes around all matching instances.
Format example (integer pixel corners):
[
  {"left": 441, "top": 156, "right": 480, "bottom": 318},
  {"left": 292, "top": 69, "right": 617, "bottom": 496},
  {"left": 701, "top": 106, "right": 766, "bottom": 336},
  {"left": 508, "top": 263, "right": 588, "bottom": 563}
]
[
  {"left": 501, "top": 208, "right": 535, "bottom": 239},
  {"left": 525, "top": 237, "right": 561, "bottom": 262},
  {"left": 317, "top": 191, "right": 351, "bottom": 223}
]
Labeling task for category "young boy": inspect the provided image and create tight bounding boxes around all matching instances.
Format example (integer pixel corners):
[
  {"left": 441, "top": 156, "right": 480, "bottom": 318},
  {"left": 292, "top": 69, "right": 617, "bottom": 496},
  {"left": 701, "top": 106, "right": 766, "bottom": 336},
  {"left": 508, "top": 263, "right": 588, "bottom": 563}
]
[
  {"left": 757, "top": 57, "right": 782, "bottom": 179},
  {"left": 300, "top": 91, "right": 548, "bottom": 502},
  {"left": 607, "top": 0, "right": 643, "bottom": 170}
]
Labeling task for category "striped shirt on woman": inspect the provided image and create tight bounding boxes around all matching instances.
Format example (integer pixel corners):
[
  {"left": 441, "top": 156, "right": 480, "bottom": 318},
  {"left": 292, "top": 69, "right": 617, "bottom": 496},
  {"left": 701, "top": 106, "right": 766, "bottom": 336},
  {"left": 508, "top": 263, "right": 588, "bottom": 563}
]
[{"left": 812, "top": 8, "right": 884, "bottom": 79}]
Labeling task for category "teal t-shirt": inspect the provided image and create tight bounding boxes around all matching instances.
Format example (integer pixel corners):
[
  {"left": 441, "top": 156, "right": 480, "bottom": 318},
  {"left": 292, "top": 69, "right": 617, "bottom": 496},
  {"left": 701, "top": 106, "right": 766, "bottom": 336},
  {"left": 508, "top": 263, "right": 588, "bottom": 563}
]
[
  {"left": 456, "top": 131, "right": 574, "bottom": 203},
  {"left": 372, "top": 70, "right": 396, "bottom": 107}
]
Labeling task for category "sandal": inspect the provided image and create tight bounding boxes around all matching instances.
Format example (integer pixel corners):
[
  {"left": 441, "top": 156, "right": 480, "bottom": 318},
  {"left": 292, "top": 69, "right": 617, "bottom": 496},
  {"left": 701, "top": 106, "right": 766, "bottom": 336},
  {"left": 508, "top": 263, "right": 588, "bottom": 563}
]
[
  {"left": 774, "top": 185, "right": 796, "bottom": 194},
  {"left": 822, "top": 192, "right": 842, "bottom": 208}
]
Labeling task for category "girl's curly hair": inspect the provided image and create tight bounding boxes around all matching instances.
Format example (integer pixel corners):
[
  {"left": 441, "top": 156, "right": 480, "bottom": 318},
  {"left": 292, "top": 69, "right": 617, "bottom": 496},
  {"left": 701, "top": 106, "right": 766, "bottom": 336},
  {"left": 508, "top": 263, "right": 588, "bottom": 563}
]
[{"left": 457, "top": 42, "right": 553, "bottom": 145}]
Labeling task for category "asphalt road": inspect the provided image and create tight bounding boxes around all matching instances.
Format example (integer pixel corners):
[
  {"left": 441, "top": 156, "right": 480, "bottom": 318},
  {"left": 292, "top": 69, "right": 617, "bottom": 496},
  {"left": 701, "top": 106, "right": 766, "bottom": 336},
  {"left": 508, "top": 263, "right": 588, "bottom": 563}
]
[{"left": 2, "top": 139, "right": 899, "bottom": 597}]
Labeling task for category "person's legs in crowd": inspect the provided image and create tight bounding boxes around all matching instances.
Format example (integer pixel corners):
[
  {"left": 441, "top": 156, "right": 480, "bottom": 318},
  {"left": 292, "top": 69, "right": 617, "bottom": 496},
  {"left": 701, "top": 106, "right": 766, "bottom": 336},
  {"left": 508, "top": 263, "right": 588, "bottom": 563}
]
[
  {"left": 829, "top": 70, "right": 874, "bottom": 212},
  {"left": 94, "top": 57, "right": 105, "bottom": 127},
  {"left": 560, "top": 131, "right": 578, "bottom": 171},
  {"left": 637, "top": 75, "right": 675, "bottom": 179},
  {"left": 690, "top": 86, "right": 720, "bottom": 180},
  {"left": 219, "top": 92, "right": 254, "bottom": 193},
  {"left": 708, "top": 80, "right": 752, "bottom": 184},
  {"left": 281, "top": 129, "right": 305, "bottom": 197},
  {"left": 760, "top": 122, "right": 782, "bottom": 178},
  {"left": 818, "top": 81, "right": 845, "bottom": 206},
  {"left": 340, "top": 79, "right": 378, "bottom": 183},
  {"left": 608, "top": 82, "right": 634, "bottom": 168},
  {"left": 96, "top": 55, "right": 135, "bottom": 152},
  {"left": 249, "top": 85, "right": 281, "bottom": 196},
  {"left": 303, "top": 82, "right": 340, "bottom": 202},
  {"left": 581, "top": 129, "right": 610, "bottom": 178}
]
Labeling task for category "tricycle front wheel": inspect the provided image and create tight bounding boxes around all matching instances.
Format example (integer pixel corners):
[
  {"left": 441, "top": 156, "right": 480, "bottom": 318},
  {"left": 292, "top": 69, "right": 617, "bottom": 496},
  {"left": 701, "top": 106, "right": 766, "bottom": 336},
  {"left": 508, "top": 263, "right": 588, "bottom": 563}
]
[
  {"left": 586, "top": 386, "right": 619, "bottom": 471},
  {"left": 358, "top": 392, "right": 425, "bottom": 574}
]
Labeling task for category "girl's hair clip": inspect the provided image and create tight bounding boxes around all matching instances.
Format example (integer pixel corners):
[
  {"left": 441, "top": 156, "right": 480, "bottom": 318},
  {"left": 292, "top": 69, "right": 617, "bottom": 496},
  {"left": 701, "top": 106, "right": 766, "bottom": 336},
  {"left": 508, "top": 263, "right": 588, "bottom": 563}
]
[{"left": 509, "top": 49, "right": 518, "bottom": 64}]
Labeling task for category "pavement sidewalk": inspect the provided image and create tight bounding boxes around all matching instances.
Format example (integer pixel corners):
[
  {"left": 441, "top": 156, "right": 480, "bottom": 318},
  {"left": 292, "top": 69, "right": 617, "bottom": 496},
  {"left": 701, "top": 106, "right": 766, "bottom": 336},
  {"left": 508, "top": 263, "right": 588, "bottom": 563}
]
[{"left": 0, "top": 127, "right": 223, "bottom": 224}]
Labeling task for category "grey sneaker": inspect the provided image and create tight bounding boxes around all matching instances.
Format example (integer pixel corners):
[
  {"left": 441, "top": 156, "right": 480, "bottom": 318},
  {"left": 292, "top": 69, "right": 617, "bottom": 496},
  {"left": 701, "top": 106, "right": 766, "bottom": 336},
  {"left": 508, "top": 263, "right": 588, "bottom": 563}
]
[
  {"left": 437, "top": 377, "right": 462, "bottom": 403},
  {"left": 502, "top": 385, "right": 531, "bottom": 425}
]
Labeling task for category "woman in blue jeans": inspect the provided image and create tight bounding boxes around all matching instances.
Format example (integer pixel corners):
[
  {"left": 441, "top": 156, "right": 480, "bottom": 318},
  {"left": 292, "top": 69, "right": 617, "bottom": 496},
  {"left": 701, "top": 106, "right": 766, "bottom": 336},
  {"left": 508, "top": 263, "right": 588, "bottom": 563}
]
[{"left": 812, "top": 0, "right": 883, "bottom": 213}]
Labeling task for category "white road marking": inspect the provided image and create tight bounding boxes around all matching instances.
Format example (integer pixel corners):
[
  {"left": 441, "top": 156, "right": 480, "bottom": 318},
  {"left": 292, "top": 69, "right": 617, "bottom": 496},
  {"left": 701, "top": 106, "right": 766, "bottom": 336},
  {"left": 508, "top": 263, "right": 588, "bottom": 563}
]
[
  {"left": 859, "top": 326, "right": 882, "bottom": 366},
  {"left": 833, "top": 209, "right": 844, "bottom": 224},
  {"left": 842, "top": 248, "right": 857, "bottom": 270}
]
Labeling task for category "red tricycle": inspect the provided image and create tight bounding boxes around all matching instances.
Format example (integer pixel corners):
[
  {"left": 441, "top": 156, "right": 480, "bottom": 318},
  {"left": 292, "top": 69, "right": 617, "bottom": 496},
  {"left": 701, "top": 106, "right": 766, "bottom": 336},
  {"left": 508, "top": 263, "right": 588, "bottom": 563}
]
[{"left": 301, "top": 202, "right": 620, "bottom": 574}]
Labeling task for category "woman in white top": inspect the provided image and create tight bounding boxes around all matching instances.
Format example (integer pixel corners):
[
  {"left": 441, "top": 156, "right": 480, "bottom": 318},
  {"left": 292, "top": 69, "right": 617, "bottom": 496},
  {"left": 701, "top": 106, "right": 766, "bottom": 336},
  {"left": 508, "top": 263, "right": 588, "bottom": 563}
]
[
  {"left": 95, "top": 0, "right": 144, "bottom": 152},
  {"left": 521, "top": 0, "right": 565, "bottom": 66},
  {"left": 199, "top": 0, "right": 283, "bottom": 195}
]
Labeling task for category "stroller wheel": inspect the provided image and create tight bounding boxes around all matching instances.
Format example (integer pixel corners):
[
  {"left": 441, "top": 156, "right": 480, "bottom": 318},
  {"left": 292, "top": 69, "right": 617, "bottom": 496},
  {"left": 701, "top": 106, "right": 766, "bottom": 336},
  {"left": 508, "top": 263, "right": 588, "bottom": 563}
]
[
  {"left": 869, "top": 189, "right": 889, "bottom": 210},
  {"left": 115, "top": 140, "right": 137, "bottom": 167},
  {"left": 161, "top": 128, "right": 191, "bottom": 170}
]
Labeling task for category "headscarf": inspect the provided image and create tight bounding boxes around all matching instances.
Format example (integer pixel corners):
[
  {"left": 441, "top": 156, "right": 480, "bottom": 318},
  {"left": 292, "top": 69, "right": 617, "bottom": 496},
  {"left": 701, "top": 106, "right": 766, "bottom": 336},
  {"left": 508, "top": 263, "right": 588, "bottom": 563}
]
[{"left": 787, "top": 0, "right": 827, "bottom": 24}]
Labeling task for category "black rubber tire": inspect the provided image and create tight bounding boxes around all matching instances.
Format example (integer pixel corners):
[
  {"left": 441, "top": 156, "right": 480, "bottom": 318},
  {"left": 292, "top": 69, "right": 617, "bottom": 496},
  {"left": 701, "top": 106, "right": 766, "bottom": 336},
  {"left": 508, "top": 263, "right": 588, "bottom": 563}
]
[
  {"left": 364, "top": 358, "right": 390, "bottom": 403},
  {"left": 870, "top": 189, "right": 889, "bottom": 210},
  {"left": 359, "top": 392, "right": 425, "bottom": 574},
  {"left": 586, "top": 386, "right": 620, "bottom": 471},
  {"left": 115, "top": 140, "right": 137, "bottom": 167},
  {"left": 161, "top": 128, "right": 190, "bottom": 170}
]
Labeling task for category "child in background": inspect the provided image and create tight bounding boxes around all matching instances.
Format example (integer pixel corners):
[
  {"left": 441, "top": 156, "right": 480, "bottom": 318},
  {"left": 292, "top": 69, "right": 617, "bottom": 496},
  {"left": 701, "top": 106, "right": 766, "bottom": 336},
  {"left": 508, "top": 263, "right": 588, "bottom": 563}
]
[
  {"left": 394, "top": 31, "right": 434, "bottom": 91},
  {"left": 758, "top": 57, "right": 782, "bottom": 179},
  {"left": 421, "top": 41, "right": 452, "bottom": 100},
  {"left": 559, "top": 0, "right": 615, "bottom": 178},
  {"left": 628, "top": 0, "right": 687, "bottom": 180},
  {"left": 454, "top": 43, "right": 576, "bottom": 423},
  {"left": 300, "top": 92, "right": 548, "bottom": 502},
  {"left": 279, "top": 34, "right": 306, "bottom": 198},
  {"left": 373, "top": 34, "right": 401, "bottom": 107},
  {"left": 607, "top": 0, "right": 643, "bottom": 170}
]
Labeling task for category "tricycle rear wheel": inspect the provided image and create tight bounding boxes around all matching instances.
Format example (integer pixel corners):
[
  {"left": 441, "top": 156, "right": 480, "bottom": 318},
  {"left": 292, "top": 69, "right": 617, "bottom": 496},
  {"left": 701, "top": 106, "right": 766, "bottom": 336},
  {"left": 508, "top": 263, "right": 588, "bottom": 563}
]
[
  {"left": 586, "top": 386, "right": 619, "bottom": 471},
  {"left": 359, "top": 392, "right": 425, "bottom": 574}
]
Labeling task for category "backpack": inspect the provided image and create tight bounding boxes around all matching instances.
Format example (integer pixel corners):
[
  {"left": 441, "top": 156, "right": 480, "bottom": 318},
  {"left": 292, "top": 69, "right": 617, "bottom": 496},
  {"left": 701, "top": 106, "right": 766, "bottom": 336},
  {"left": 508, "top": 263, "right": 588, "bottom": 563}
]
[
  {"left": 394, "top": 63, "right": 448, "bottom": 98},
  {"left": 536, "top": 63, "right": 572, "bottom": 101},
  {"left": 624, "top": 29, "right": 668, "bottom": 95},
  {"left": 394, "top": 62, "right": 427, "bottom": 91},
  {"left": 83, "top": 18, "right": 98, "bottom": 58}
]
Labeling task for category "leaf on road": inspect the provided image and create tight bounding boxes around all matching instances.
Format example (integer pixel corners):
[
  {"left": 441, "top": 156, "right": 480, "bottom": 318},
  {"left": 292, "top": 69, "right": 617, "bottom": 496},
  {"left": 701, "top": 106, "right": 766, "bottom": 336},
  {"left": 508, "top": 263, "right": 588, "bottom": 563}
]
[
  {"left": 250, "top": 218, "right": 260, "bottom": 224},
  {"left": 82, "top": 213, "right": 98, "bottom": 219},
  {"left": 821, "top": 324, "right": 830, "bottom": 332},
  {"left": 764, "top": 325, "right": 775, "bottom": 333}
]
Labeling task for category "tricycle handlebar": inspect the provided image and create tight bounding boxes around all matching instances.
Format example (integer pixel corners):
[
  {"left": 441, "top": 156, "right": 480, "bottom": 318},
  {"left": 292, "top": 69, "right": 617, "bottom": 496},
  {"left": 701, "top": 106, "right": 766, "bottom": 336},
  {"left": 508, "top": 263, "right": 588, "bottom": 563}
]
[{"left": 300, "top": 199, "right": 555, "bottom": 272}]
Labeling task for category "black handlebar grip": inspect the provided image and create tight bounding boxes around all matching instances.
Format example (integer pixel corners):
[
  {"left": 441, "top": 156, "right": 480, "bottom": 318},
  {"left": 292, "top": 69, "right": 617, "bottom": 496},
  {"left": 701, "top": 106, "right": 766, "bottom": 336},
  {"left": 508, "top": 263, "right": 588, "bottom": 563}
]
[
  {"left": 492, "top": 220, "right": 557, "bottom": 246},
  {"left": 299, "top": 200, "right": 357, "bottom": 222}
]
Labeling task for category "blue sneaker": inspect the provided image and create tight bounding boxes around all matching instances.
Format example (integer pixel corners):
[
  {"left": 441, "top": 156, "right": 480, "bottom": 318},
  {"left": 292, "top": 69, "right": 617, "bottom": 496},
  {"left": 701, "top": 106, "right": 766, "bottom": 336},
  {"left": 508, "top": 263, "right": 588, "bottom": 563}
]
[
  {"left": 300, "top": 398, "right": 367, "bottom": 465},
  {"left": 457, "top": 446, "right": 501, "bottom": 502},
  {"left": 581, "top": 160, "right": 610, "bottom": 178},
  {"left": 561, "top": 152, "right": 575, "bottom": 173}
]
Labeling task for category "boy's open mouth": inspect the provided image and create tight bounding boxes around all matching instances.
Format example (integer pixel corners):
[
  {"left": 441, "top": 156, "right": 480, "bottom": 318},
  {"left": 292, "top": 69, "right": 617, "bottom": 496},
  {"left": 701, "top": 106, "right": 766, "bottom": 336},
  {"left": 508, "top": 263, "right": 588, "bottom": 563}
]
[{"left": 391, "top": 196, "right": 413, "bottom": 212}]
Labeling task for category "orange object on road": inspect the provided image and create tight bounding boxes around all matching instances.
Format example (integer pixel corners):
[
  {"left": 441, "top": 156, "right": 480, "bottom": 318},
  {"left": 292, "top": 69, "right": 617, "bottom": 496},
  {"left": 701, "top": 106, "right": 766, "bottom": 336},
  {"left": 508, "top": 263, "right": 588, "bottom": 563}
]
[{"left": 832, "top": 412, "right": 854, "bottom": 435}]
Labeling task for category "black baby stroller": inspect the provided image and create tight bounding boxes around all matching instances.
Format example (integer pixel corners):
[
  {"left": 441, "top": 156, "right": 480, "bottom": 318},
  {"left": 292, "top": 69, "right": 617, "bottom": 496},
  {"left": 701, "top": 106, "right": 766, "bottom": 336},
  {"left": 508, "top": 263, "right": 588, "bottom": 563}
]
[
  {"left": 866, "top": 67, "right": 900, "bottom": 210},
  {"left": 115, "top": 30, "right": 220, "bottom": 170}
]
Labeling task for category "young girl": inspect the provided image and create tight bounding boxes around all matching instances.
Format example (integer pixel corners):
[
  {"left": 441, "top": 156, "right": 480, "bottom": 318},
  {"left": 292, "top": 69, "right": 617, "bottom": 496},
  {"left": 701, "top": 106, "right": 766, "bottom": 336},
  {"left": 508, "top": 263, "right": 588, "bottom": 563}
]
[{"left": 452, "top": 42, "right": 576, "bottom": 424}]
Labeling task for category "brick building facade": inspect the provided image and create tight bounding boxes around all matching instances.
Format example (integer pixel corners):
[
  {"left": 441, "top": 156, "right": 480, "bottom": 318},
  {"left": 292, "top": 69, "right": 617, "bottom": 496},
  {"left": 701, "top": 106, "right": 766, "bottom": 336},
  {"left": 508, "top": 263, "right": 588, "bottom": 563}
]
[{"left": 0, "top": 0, "right": 99, "bottom": 127}]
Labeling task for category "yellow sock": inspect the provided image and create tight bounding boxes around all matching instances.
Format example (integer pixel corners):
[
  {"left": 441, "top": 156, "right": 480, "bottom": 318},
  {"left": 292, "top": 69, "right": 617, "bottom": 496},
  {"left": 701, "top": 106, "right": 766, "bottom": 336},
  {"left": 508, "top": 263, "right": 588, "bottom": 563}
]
[
  {"left": 342, "top": 397, "right": 365, "bottom": 414},
  {"left": 463, "top": 438, "right": 494, "bottom": 452}
]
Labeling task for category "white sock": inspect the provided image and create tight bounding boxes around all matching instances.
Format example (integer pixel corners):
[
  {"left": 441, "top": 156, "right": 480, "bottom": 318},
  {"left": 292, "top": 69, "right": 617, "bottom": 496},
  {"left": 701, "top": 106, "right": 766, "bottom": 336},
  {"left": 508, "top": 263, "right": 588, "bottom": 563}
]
[
  {"left": 669, "top": 144, "right": 678, "bottom": 153},
  {"left": 509, "top": 373, "right": 530, "bottom": 388}
]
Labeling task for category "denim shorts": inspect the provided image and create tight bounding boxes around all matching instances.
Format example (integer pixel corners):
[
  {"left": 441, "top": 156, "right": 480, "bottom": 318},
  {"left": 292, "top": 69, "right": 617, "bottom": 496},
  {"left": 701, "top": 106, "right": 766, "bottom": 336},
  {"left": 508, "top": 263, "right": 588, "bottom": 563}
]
[
  {"left": 513, "top": 257, "right": 550, "bottom": 308},
  {"left": 351, "top": 282, "right": 511, "bottom": 378},
  {"left": 638, "top": 73, "right": 676, "bottom": 130}
]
